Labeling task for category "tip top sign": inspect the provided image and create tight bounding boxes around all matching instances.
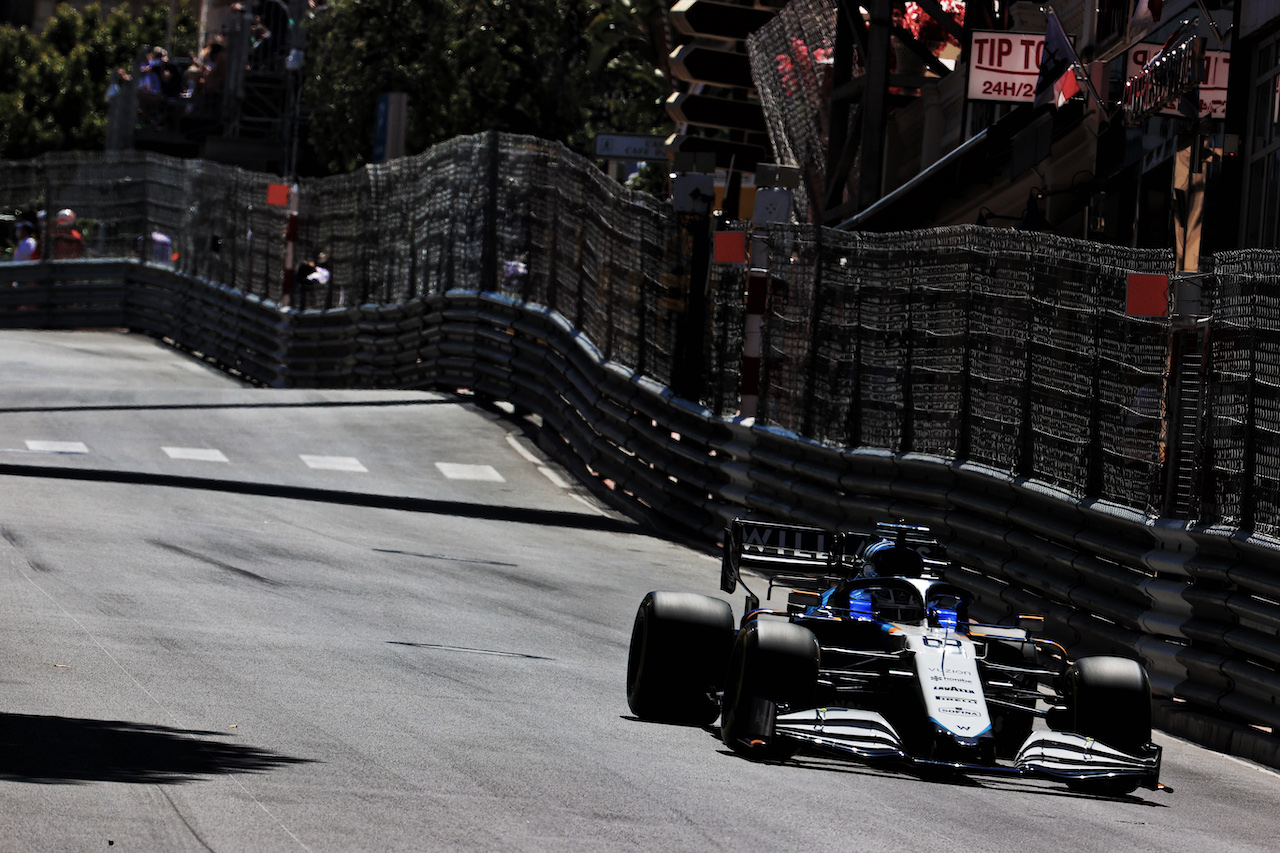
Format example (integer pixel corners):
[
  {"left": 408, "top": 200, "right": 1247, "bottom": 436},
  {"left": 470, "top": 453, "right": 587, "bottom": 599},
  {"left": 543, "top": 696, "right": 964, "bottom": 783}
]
[{"left": 967, "top": 31, "right": 1056, "bottom": 104}]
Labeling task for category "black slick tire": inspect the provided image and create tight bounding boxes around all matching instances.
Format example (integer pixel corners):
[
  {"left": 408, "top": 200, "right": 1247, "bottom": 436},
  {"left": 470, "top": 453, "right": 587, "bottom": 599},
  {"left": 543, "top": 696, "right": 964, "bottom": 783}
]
[
  {"left": 720, "top": 618, "right": 820, "bottom": 760},
  {"left": 1063, "top": 655, "right": 1152, "bottom": 795},
  {"left": 626, "top": 591, "right": 734, "bottom": 725}
]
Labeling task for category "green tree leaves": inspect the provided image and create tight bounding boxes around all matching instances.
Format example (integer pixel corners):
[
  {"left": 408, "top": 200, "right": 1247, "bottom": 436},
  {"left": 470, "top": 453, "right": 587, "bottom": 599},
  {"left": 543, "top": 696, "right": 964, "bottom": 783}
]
[
  {"left": 0, "top": 2, "right": 197, "bottom": 160},
  {"left": 2, "top": 1, "right": 672, "bottom": 176},
  {"left": 302, "top": 0, "right": 671, "bottom": 174}
]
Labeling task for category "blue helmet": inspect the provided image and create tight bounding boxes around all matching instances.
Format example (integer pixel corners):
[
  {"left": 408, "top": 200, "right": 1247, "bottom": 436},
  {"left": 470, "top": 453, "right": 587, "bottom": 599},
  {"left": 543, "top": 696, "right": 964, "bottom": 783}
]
[{"left": 861, "top": 540, "right": 925, "bottom": 578}]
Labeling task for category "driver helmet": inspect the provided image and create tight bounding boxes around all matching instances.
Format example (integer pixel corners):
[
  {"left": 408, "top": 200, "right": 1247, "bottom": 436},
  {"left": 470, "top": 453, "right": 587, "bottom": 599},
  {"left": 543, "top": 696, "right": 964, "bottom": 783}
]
[
  {"left": 56, "top": 208, "right": 76, "bottom": 227},
  {"left": 861, "top": 540, "right": 925, "bottom": 578}
]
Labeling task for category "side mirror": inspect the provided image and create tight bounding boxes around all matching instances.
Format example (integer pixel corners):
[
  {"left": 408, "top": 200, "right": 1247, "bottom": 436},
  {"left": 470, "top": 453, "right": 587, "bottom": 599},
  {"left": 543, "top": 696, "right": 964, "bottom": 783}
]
[{"left": 1017, "top": 614, "right": 1045, "bottom": 636}]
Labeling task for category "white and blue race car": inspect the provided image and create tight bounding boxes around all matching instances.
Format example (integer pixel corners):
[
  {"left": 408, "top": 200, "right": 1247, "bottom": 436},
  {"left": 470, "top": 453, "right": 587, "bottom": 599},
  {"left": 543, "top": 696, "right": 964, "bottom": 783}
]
[{"left": 627, "top": 519, "right": 1164, "bottom": 795}]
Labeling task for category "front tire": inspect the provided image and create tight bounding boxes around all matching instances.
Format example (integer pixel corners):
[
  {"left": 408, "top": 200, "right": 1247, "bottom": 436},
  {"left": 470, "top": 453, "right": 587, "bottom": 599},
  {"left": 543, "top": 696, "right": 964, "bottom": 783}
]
[
  {"left": 1063, "top": 655, "right": 1152, "bottom": 795},
  {"left": 721, "top": 619, "right": 820, "bottom": 760},
  {"left": 626, "top": 591, "right": 734, "bottom": 725}
]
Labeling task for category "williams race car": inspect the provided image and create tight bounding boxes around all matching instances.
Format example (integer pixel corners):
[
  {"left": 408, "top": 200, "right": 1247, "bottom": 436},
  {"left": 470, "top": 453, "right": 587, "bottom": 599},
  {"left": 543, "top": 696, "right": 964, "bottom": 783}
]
[{"left": 626, "top": 519, "right": 1163, "bottom": 794}]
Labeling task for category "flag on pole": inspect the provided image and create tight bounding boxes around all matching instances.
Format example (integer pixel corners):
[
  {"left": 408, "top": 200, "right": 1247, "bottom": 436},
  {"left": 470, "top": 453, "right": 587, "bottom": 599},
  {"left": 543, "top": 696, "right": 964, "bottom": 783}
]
[
  {"left": 1127, "top": 0, "right": 1165, "bottom": 42},
  {"left": 1034, "top": 10, "right": 1082, "bottom": 109}
]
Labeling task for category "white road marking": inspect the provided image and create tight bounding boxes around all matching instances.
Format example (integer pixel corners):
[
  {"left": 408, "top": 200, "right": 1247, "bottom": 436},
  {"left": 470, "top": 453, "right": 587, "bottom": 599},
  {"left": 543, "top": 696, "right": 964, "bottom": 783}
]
[
  {"left": 505, "top": 432, "right": 541, "bottom": 464},
  {"left": 25, "top": 440, "right": 89, "bottom": 454},
  {"left": 538, "top": 466, "right": 570, "bottom": 488},
  {"left": 435, "top": 462, "right": 505, "bottom": 482},
  {"left": 162, "top": 446, "right": 229, "bottom": 462},
  {"left": 300, "top": 454, "right": 368, "bottom": 472},
  {"left": 507, "top": 431, "right": 573, "bottom": 489},
  {"left": 570, "top": 493, "right": 614, "bottom": 517}
]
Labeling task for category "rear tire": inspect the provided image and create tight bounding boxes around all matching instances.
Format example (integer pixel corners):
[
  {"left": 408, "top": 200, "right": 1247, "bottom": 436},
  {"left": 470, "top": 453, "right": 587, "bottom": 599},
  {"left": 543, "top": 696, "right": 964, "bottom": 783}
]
[
  {"left": 721, "top": 619, "right": 820, "bottom": 760},
  {"left": 1063, "top": 655, "right": 1152, "bottom": 795},
  {"left": 626, "top": 591, "right": 734, "bottom": 725}
]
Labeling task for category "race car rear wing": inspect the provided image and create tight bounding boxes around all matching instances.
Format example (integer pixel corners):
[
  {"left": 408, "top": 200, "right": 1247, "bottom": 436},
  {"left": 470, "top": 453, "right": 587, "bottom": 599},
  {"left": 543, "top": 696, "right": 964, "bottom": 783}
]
[
  {"left": 720, "top": 518, "right": 950, "bottom": 597},
  {"left": 720, "top": 518, "right": 866, "bottom": 595}
]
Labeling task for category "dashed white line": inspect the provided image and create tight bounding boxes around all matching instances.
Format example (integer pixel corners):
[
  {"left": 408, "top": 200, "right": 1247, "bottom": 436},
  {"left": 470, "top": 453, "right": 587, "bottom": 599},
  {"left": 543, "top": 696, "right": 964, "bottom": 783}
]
[
  {"left": 162, "top": 446, "right": 229, "bottom": 462},
  {"left": 507, "top": 432, "right": 573, "bottom": 489},
  {"left": 300, "top": 455, "right": 368, "bottom": 472},
  {"left": 435, "top": 462, "right": 505, "bottom": 482},
  {"left": 25, "top": 440, "right": 89, "bottom": 454},
  {"left": 538, "top": 466, "right": 570, "bottom": 488},
  {"left": 505, "top": 432, "right": 541, "bottom": 464}
]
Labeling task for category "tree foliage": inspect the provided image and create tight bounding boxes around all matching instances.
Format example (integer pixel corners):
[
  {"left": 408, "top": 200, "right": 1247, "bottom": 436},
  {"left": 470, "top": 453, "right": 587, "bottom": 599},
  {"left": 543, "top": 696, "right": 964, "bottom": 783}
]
[
  {"left": 0, "top": 2, "right": 197, "bottom": 160},
  {"left": 1, "top": 1, "right": 673, "bottom": 176},
  {"left": 301, "top": 0, "right": 672, "bottom": 175}
]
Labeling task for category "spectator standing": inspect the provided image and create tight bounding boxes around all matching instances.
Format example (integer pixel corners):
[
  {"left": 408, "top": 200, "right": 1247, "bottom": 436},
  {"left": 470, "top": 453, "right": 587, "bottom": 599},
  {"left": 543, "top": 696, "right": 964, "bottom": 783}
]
[
  {"left": 51, "top": 209, "right": 85, "bottom": 260},
  {"left": 136, "top": 231, "right": 174, "bottom": 266},
  {"left": 295, "top": 253, "right": 331, "bottom": 308},
  {"left": 137, "top": 49, "right": 165, "bottom": 126},
  {"left": 192, "top": 38, "right": 227, "bottom": 115},
  {"left": 252, "top": 0, "right": 292, "bottom": 67},
  {"left": 13, "top": 221, "right": 37, "bottom": 262}
]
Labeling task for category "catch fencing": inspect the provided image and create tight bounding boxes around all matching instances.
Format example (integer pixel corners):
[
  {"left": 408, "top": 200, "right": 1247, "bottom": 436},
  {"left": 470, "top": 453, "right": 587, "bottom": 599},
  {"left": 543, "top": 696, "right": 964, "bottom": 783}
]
[{"left": 3, "top": 137, "right": 1280, "bottom": 750}]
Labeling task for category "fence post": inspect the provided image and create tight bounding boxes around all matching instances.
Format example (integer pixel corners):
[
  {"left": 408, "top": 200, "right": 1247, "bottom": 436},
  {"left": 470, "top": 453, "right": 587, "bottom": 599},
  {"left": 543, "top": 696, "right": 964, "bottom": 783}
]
[
  {"left": 482, "top": 129, "right": 501, "bottom": 291},
  {"left": 671, "top": 213, "right": 711, "bottom": 400},
  {"left": 670, "top": 152, "right": 716, "bottom": 401},
  {"left": 741, "top": 172, "right": 795, "bottom": 419}
]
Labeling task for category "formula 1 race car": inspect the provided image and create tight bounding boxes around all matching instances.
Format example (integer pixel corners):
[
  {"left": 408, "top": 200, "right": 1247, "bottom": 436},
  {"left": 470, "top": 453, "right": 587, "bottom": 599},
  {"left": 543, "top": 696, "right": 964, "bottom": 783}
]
[{"left": 626, "top": 519, "right": 1163, "bottom": 795}]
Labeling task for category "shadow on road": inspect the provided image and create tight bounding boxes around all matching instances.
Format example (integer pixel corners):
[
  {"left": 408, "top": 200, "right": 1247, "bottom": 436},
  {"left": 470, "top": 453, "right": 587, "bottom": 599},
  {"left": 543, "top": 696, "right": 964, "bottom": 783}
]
[
  {"left": 0, "top": 712, "right": 311, "bottom": 785},
  {"left": 0, "top": 463, "right": 643, "bottom": 536}
]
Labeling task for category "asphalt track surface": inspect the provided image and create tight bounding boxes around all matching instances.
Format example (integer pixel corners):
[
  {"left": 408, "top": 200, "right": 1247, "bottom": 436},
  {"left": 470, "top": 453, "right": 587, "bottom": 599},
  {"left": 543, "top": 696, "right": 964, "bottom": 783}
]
[{"left": 2, "top": 329, "right": 1280, "bottom": 852}]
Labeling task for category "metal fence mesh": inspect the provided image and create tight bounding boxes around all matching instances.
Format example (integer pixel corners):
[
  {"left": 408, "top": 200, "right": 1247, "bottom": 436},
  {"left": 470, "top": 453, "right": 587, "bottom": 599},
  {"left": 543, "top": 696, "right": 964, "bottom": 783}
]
[
  {"left": 1208, "top": 250, "right": 1280, "bottom": 537},
  {"left": 3, "top": 141, "right": 1279, "bottom": 531},
  {"left": 761, "top": 224, "right": 1173, "bottom": 510},
  {"left": 746, "top": 0, "right": 842, "bottom": 222},
  {"left": 0, "top": 135, "right": 685, "bottom": 382}
]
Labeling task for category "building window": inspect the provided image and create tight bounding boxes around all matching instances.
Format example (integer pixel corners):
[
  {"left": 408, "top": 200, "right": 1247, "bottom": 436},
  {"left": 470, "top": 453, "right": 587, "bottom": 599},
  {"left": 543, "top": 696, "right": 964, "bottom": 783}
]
[{"left": 1096, "top": 0, "right": 1132, "bottom": 48}]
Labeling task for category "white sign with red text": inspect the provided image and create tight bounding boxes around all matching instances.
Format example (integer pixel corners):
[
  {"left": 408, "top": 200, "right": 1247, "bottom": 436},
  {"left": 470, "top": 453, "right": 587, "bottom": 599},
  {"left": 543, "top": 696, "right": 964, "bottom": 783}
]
[
  {"left": 966, "top": 31, "right": 1051, "bottom": 103},
  {"left": 1126, "top": 45, "right": 1229, "bottom": 119}
]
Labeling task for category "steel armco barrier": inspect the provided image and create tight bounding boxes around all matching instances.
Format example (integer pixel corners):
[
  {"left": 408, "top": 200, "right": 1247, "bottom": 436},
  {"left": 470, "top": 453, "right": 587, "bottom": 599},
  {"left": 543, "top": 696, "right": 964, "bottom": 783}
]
[{"left": 3, "top": 260, "right": 1279, "bottom": 759}]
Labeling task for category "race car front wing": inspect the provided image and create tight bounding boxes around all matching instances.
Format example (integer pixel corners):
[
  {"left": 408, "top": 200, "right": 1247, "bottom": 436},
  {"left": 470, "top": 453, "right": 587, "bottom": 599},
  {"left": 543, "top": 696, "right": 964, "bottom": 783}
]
[
  {"left": 772, "top": 707, "right": 1162, "bottom": 790},
  {"left": 1013, "top": 731, "right": 1163, "bottom": 789}
]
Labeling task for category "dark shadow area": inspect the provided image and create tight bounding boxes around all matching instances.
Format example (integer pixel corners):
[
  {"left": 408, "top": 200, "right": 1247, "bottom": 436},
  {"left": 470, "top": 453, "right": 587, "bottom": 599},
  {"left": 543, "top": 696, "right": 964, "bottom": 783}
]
[
  {"left": 0, "top": 398, "right": 452, "bottom": 415},
  {"left": 0, "top": 463, "right": 644, "bottom": 536},
  {"left": 0, "top": 712, "right": 311, "bottom": 785}
]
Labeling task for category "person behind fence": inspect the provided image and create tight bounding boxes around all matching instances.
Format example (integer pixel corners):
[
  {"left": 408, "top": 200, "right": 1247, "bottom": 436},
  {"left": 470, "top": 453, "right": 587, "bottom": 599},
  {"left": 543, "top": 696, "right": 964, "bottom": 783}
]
[
  {"left": 51, "top": 209, "right": 85, "bottom": 260},
  {"left": 246, "top": 0, "right": 290, "bottom": 68},
  {"left": 12, "top": 221, "right": 37, "bottom": 263},
  {"left": 295, "top": 253, "right": 330, "bottom": 308},
  {"left": 153, "top": 47, "right": 184, "bottom": 124},
  {"left": 137, "top": 48, "right": 165, "bottom": 127},
  {"left": 136, "top": 231, "right": 174, "bottom": 266},
  {"left": 190, "top": 37, "right": 228, "bottom": 116}
]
